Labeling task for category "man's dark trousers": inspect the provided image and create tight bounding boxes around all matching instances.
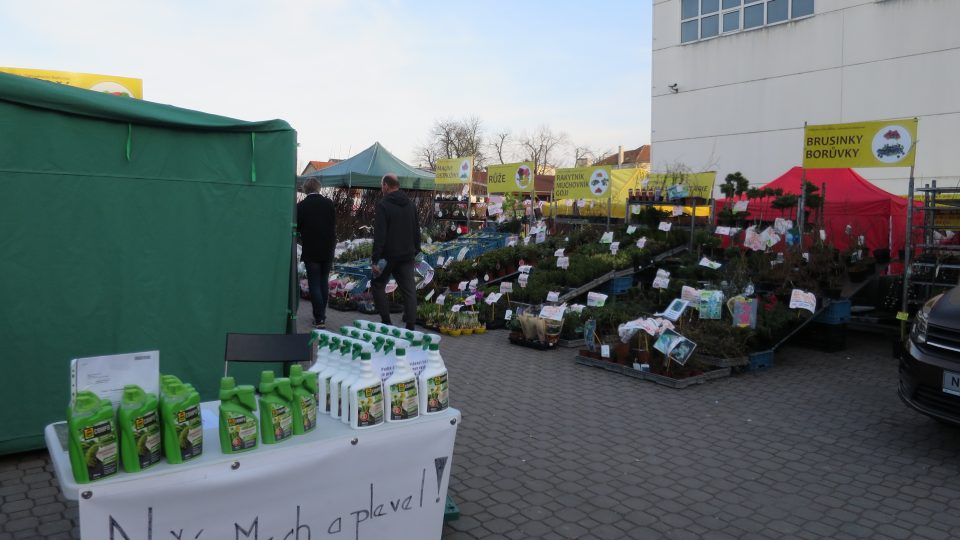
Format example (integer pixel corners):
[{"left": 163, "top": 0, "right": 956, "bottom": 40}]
[
  {"left": 305, "top": 260, "right": 331, "bottom": 325},
  {"left": 371, "top": 258, "right": 417, "bottom": 330}
]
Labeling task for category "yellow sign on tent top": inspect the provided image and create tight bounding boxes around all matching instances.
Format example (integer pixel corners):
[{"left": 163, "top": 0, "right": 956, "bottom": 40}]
[
  {"left": 803, "top": 118, "right": 918, "bottom": 169},
  {"left": 0, "top": 67, "right": 143, "bottom": 99}
]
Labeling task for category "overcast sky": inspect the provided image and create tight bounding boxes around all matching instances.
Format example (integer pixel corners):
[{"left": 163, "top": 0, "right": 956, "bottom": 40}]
[{"left": 1, "top": 1, "right": 651, "bottom": 172}]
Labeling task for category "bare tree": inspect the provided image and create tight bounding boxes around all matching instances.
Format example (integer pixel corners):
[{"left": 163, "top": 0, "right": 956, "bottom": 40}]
[
  {"left": 519, "top": 125, "right": 569, "bottom": 174},
  {"left": 489, "top": 130, "right": 513, "bottom": 165},
  {"left": 572, "top": 145, "right": 614, "bottom": 167},
  {"left": 415, "top": 117, "right": 487, "bottom": 170}
]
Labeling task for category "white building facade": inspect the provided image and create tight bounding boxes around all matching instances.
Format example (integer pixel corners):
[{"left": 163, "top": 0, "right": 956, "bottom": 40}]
[{"left": 651, "top": 0, "right": 960, "bottom": 195}]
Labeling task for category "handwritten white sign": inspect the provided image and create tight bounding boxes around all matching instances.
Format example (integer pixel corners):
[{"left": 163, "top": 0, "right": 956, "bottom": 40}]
[
  {"left": 554, "top": 248, "right": 565, "bottom": 257},
  {"left": 557, "top": 256, "right": 570, "bottom": 269},
  {"left": 463, "top": 295, "right": 476, "bottom": 306},
  {"left": 636, "top": 237, "right": 647, "bottom": 249},
  {"left": 610, "top": 242, "right": 620, "bottom": 255},
  {"left": 789, "top": 289, "right": 817, "bottom": 314},
  {"left": 671, "top": 206, "right": 683, "bottom": 217},
  {"left": 435, "top": 294, "right": 446, "bottom": 305},
  {"left": 499, "top": 282, "right": 513, "bottom": 294},
  {"left": 699, "top": 257, "right": 722, "bottom": 269},
  {"left": 733, "top": 200, "right": 749, "bottom": 212},
  {"left": 587, "top": 292, "right": 608, "bottom": 307},
  {"left": 546, "top": 291, "right": 560, "bottom": 302},
  {"left": 626, "top": 225, "right": 637, "bottom": 234},
  {"left": 539, "top": 305, "right": 566, "bottom": 321},
  {"left": 600, "top": 231, "right": 614, "bottom": 244},
  {"left": 658, "top": 222, "right": 672, "bottom": 232}
]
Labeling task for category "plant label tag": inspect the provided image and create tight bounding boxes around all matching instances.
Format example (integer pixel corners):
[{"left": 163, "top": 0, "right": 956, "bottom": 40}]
[
  {"left": 600, "top": 231, "right": 614, "bottom": 243},
  {"left": 789, "top": 289, "right": 817, "bottom": 314},
  {"left": 820, "top": 229, "right": 827, "bottom": 241},
  {"left": 554, "top": 248, "right": 565, "bottom": 257},
  {"left": 715, "top": 226, "right": 730, "bottom": 236},
  {"left": 636, "top": 237, "right": 647, "bottom": 249},
  {"left": 896, "top": 311, "right": 909, "bottom": 321},
  {"left": 672, "top": 206, "right": 683, "bottom": 217},
  {"left": 500, "top": 281, "right": 513, "bottom": 294},
  {"left": 658, "top": 221, "right": 672, "bottom": 232},
  {"left": 504, "top": 309, "right": 513, "bottom": 321},
  {"left": 451, "top": 304, "right": 463, "bottom": 312},
  {"left": 733, "top": 200, "right": 749, "bottom": 212},
  {"left": 802, "top": 252, "right": 809, "bottom": 262},
  {"left": 435, "top": 294, "right": 446, "bottom": 305},
  {"left": 458, "top": 281, "right": 468, "bottom": 291},
  {"left": 547, "top": 291, "right": 560, "bottom": 302},
  {"left": 699, "top": 257, "right": 721, "bottom": 269},
  {"left": 507, "top": 236, "right": 518, "bottom": 247},
  {"left": 518, "top": 265, "right": 532, "bottom": 273},
  {"left": 626, "top": 225, "right": 637, "bottom": 234},
  {"left": 536, "top": 232, "right": 546, "bottom": 243},
  {"left": 539, "top": 305, "right": 566, "bottom": 321},
  {"left": 610, "top": 242, "right": 620, "bottom": 255},
  {"left": 601, "top": 345, "right": 610, "bottom": 358},
  {"left": 469, "top": 278, "right": 479, "bottom": 289},
  {"left": 557, "top": 256, "right": 570, "bottom": 269},
  {"left": 425, "top": 289, "right": 435, "bottom": 301},
  {"left": 385, "top": 281, "right": 398, "bottom": 294},
  {"left": 436, "top": 256, "right": 445, "bottom": 266},
  {"left": 485, "top": 292, "right": 501, "bottom": 305},
  {"left": 631, "top": 205, "right": 641, "bottom": 215},
  {"left": 518, "top": 274, "right": 528, "bottom": 288},
  {"left": 524, "top": 235, "right": 532, "bottom": 245},
  {"left": 587, "top": 292, "right": 608, "bottom": 307},
  {"left": 464, "top": 295, "right": 476, "bottom": 306}
]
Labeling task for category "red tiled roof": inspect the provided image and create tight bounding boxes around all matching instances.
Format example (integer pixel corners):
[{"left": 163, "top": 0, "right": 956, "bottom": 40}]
[
  {"left": 595, "top": 145, "right": 650, "bottom": 167},
  {"left": 300, "top": 160, "right": 338, "bottom": 175}
]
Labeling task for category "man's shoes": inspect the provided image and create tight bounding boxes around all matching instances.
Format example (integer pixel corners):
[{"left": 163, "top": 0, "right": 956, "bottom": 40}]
[{"left": 314, "top": 321, "right": 326, "bottom": 329}]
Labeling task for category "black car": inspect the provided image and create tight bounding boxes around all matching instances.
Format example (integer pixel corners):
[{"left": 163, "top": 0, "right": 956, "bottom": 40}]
[{"left": 899, "top": 286, "right": 960, "bottom": 426}]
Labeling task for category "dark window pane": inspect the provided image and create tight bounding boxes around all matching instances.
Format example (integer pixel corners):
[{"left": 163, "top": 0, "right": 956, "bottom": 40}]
[
  {"left": 701, "top": 14, "right": 719, "bottom": 38},
  {"left": 681, "top": 20, "right": 699, "bottom": 42},
  {"left": 744, "top": 4, "right": 764, "bottom": 28},
  {"left": 682, "top": 0, "right": 698, "bottom": 19},
  {"left": 723, "top": 10, "right": 739, "bottom": 32},
  {"left": 792, "top": 0, "right": 814, "bottom": 17},
  {"left": 722, "top": 0, "right": 740, "bottom": 8},
  {"left": 767, "top": 0, "right": 788, "bottom": 23},
  {"left": 702, "top": 0, "right": 719, "bottom": 14}
]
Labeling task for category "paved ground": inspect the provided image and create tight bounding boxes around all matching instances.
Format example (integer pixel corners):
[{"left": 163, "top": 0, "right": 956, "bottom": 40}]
[{"left": 2, "top": 302, "right": 959, "bottom": 539}]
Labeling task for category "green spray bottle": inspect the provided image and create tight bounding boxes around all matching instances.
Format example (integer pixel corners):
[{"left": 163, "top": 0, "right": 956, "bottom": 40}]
[
  {"left": 161, "top": 381, "right": 202, "bottom": 464},
  {"left": 117, "top": 385, "right": 161, "bottom": 473},
  {"left": 67, "top": 391, "right": 119, "bottom": 483},
  {"left": 219, "top": 377, "right": 258, "bottom": 453},
  {"left": 289, "top": 365, "right": 318, "bottom": 434},
  {"left": 259, "top": 371, "right": 294, "bottom": 444}
]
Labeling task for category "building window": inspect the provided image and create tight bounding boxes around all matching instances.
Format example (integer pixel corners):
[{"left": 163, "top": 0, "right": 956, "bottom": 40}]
[{"left": 681, "top": 0, "right": 813, "bottom": 43}]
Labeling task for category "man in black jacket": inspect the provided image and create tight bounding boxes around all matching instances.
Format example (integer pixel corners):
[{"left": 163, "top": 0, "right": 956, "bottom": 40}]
[
  {"left": 371, "top": 173, "right": 421, "bottom": 330},
  {"left": 297, "top": 178, "right": 337, "bottom": 329}
]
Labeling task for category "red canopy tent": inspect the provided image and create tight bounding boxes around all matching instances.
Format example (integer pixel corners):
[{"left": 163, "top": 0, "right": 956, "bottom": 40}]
[{"left": 716, "top": 167, "right": 921, "bottom": 256}]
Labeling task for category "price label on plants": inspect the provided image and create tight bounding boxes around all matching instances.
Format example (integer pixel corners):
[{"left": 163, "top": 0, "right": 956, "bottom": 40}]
[
  {"left": 518, "top": 265, "right": 532, "bottom": 273},
  {"left": 672, "top": 205, "right": 683, "bottom": 217},
  {"left": 733, "top": 200, "right": 749, "bottom": 212},
  {"left": 469, "top": 278, "right": 478, "bottom": 289},
  {"left": 485, "top": 292, "right": 502, "bottom": 304},
  {"left": 504, "top": 309, "right": 513, "bottom": 320},
  {"left": 636, "top": 237, "right": 647, "bottom": 249},
  {"left": 715, "top": 226, "right": 730, "bottom": 236},
  {"left": 601, "top": 344, "right": 610, "bottom": 358},
  {"left": 569, "top": 304, "right": 585, "bottom": 313},
  {"left": 425, "top": 289, "right": 435, "bottom": 301},
  {"left": 681, "top": 286, "right": 700, "bottom": 304},
  {"left": 536, "top": 232, "right": 546, "bottom": 244},
  {"left": 523, "top": 235, "right": 532, "bottom": 245},
  {"left": 600, "top": 231, "right": 614, "bottom": 243},
  {"left": 699, "top": 257, "right": 722, "bottom": 269},
  {"left": 436, "top": 256, "right": 445, "bottom": 267},
  {"left": 435, "top": 294, "right": 446, "bottom": 305},
  {"left": 610, "top": 242, "right": 620, "bottom": 255},
  {"left": 554, "top": 248, "right": 565, "bottom": 257},
  {"left": 626, "top": 225, "right": 637, "bottom": 234},
  {"left": 658, "top": 222, "right": 672, "bottom": 232},
  {"left": 789, "top": 289, "right": 817, "bottom": 314},
  {"left": 518, "top": 274, "right": 529, "bottom": 288},
  {"left": 385, "top": 281, "right": 398, "bottom": 294},
  {"left": 464, "top": 295, "right": 476, "bottom": 306},
  {"left": 547, "top": 291, "right": 560, "bottom": 302},
  {"left": 557, "top": 256, "right": 569, "bottom": 269},
  {"left": 500, "top": 281, "right": 513, "bottom": 293},
  {"left": 631, "top": 205, "right": 641, "bottom": 215},
  {"left": 451, "top": 304, "right": 463, "bottom": 312},
  {"left": 539, "top": 305, "right": 566, "bottom": 321},
  {"left": 587, "top": 291, "right": 608, "bottom": 307},
  {"left": 458, "top": 281, "right": 468, "bottom": 291}
]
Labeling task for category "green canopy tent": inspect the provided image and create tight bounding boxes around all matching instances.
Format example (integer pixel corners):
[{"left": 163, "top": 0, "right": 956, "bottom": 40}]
[
  {"left": 0, "top": 72, "right": 297, "bottom": 453},
  {"left": 301, "top": 141, "right": 435, "bottom": 190}
]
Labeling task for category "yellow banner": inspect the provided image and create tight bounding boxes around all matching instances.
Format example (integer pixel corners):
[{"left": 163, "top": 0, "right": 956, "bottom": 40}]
[
  {"left": 486, "top": 162, "right": 534, "bottom": 193},
  {"left": 645, "top": 171, "right": 716, "bottom": 200},
  {"left": 435, "top": 157, "right": 473, "bottom": 185},
  {"left": 0, "top": 66, "right": 143, "bottom": 99},
  {"left": 553, "top": 166, "right": 613, "bottom": 200},
  {"left": 803, "top": 118, "right": 918, "bottom": 168}
]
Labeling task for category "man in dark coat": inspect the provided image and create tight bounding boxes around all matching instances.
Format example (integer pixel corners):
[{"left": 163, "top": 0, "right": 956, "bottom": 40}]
[
  {"left": 371, "top": 173, "right": 421, "bottom": 330},
  {"left": 297, "top": 178, "right": 337, "bottom": 328}
]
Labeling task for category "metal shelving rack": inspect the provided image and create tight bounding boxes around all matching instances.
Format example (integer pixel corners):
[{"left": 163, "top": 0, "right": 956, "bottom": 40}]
[{"left": 903, "top": 181, "right": 960, "bottom": 314}]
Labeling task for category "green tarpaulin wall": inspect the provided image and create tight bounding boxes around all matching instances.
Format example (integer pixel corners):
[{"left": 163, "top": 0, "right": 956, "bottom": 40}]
[
  {"left": 302, "top": 141, "right": 435, "bottom": 190},
  {"left": 0, "top": 73, "right": 297, "bottom": 454}
]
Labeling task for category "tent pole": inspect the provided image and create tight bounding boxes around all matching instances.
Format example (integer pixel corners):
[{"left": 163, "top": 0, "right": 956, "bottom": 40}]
[
  {"left": 901, "top": 165, "right": 916, "bottom": 339},
  {"left": 798, "top": 167, "right": 806, "bottom": 251}
]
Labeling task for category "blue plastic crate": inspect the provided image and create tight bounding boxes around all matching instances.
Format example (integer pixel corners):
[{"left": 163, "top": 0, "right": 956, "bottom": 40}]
[
  {"left": 604, "top": 276, "right": 633, "bottom": 295},
  {"left": 814, "top": 299, "right": 850, "bottom": 325},
  {"left": 748, "top": 350, "right": 774, "bottom": 371}
]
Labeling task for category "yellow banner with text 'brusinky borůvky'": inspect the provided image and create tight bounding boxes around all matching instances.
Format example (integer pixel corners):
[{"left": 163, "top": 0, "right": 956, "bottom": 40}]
[
  {"left": 0, "top": 66, "right": 143, "bottom": 98},
  {"left": 803, "top": 118, "right": 918, "bottom": 168},
  {"left": 435, "top": 157, "right": 474, "bottom": 185}
]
